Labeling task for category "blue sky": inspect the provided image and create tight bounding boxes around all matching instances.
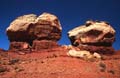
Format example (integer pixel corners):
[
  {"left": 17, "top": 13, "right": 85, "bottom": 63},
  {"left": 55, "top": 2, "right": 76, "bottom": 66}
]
[{"left": 0, "top": 0, "right": 120, "bottom": 50}]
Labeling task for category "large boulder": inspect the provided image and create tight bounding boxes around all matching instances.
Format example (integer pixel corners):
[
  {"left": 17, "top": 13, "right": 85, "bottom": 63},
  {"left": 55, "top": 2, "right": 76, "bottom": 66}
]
[
  {"left": 6, "top": 13, "right": 62, "bottom": 50},
  {"left": 68, "top": 20, "right": 116, "bottom": 54},
  {"left": 7, "top": 13, "right": 62, "bottom": 42}
]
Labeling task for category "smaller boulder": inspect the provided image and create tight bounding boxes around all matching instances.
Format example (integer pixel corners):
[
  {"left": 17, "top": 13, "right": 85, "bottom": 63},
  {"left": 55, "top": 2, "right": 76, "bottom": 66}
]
[
  {"left": 67, "top": 49, "right": 102, "bottom": 60},
  {"left": 68, "top": 20, "right": 115, "bottom": 46},
  {"left": 67, "top": 50, "right": 91, "bottom": 58},
  {"left": 68, "top": 20, "right": 116, "bottom": 54}
]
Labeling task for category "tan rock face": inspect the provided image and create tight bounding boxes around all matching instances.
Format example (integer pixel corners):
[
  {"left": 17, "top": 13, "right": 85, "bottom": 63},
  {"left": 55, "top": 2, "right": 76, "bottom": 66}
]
[
  {"left": 68, "top": 20, "right": 116, "bottom": 54},
  {"left": 6, "top": 13, "right": 62, "bottom": 43},
  {"left": 36, "top": 13, "right": 62, "bottom": 30},
  {"left": 68, "top": 20, "right": 115, "bottom": 46},
  {"left": 7, "top": 14, "right": 37, "bottom": 32}
]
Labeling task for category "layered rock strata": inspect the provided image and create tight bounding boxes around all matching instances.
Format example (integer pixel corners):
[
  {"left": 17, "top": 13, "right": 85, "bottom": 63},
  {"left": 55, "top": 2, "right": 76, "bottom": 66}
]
[
  {"left": 6, "top": 13, "right": 62, "bottom": 51},
  {"left": 68, "top": 20, "right": 115, "bottom": 54},
  {"left": 32, "top": 40, "right": 59, "bottom": 50}
]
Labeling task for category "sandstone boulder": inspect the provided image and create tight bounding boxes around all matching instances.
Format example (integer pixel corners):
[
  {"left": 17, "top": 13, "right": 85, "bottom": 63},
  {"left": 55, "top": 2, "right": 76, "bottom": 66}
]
[
  {"left": 6, "top": 13, "right": 62, "bottom": 50},
  {"left": 6, "top": 13, "right": 62, "bottom": 43},
  {"left": 67, "top": 49, "right": 102, "bottom": 60},
  {"left": 68, "top": 20, "right": 116, "bottom": 54}
]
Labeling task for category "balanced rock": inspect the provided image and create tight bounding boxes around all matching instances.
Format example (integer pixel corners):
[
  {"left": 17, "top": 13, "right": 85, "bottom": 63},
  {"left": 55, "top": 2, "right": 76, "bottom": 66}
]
[
  {"left": 6, "top": 13, "right": 62, "bottom": 50},
  {"left": 68, "top": 20, "right": 115, "bottom": 54}
]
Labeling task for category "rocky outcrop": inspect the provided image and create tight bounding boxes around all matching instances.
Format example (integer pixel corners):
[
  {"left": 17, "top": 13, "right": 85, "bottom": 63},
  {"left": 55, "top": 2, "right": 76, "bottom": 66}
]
[
  {"left": 6, "top": 13, "right": 62, "bottom": 51},
  {"left": 68, "top": 20, "right": 116, "bottom": 54}
]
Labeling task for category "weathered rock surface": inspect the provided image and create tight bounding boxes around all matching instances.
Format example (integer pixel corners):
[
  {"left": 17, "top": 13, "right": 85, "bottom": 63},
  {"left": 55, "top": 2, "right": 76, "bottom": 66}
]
[
  {"left": 68, "top": 20, "right": 116, "bottom": 54},
  {"left": 6, "top": 13, "right": 62, "bottom": 50}
]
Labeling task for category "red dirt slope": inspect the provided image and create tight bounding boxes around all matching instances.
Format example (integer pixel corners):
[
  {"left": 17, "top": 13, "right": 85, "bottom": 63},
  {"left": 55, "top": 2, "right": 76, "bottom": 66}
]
[{"left": 0, "top": 47, "right": 120, "bottom": 78}]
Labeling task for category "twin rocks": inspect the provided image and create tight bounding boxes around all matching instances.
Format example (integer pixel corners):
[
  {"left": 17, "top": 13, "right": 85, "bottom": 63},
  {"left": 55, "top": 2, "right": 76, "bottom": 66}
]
[{"left": 6, "top": 13, "right": 116, "bottom": 54}]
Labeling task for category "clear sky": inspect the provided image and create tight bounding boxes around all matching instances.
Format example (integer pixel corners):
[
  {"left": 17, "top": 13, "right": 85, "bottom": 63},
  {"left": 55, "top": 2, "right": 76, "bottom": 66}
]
[{"left": 0, "top": 0, "right": 120, "bottom": 50}]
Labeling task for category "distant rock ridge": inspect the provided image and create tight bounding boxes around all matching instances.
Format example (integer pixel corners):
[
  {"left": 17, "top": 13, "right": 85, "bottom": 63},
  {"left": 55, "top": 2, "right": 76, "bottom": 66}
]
[
  {"left": 68, "top": 20, "right": 116, "bottom": 54},
  {"left": 6, "top": 12, "right": 62, "bottom": 51}
]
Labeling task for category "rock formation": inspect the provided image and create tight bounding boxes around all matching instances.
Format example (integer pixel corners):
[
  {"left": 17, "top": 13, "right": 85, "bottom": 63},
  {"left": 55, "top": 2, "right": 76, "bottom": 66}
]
[
  {"left": 68, "top": 20, "right": 116, "bottom": 54},
  {"left": 6, "top": 13, "right": 62, "bottom": 51},
  {"left": 2, "top": 13, "right": 120, "bottom": 78}
]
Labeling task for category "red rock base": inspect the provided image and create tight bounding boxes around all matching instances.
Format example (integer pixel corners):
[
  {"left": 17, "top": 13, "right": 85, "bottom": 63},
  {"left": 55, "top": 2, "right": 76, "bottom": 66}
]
[
  {"left": 0, "top": 48, "right": 120, "bottom": 78},
  {"left": 32, "top": 40, "right": 59, "bottom": 50},
  {"left": 9, "top": 42, "right": 30, "bottom": 51},
  {"left": 78, "top": 45, "right": 115, "bottom": 54}
]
